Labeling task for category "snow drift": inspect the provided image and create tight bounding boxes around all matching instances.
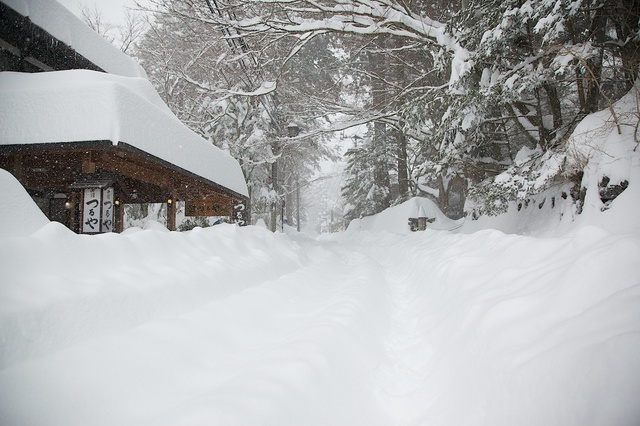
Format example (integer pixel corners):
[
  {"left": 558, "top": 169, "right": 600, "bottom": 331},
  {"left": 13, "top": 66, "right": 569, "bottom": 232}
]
[
  {"left": 344, "top": 197, "right": 461, "bottom": 235},
  {"left": 0, "top": 168, "right": 49, "bottom": 238},
  {"left": 1, "top": 180, "right": 639, "bottom": 425}
]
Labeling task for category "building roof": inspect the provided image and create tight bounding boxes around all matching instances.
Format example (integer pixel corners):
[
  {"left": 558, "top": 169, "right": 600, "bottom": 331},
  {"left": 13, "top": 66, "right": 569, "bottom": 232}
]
[
  {"left": 1, "top": 0, "right": 147, "bottom": 77},
  {"left": 0, "top": 70, "right": 249, "bottom": 198}
]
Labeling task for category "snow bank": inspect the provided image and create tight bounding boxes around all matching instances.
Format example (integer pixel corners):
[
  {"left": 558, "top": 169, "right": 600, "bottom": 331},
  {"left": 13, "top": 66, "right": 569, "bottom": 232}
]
[
  {"left": 0, "top": 223, "right": 392, "bottom": 425},
  {"left": 344, "top": 197, "right": 461, "bottom": 235},
  {"left": 0, "top": 185, "right": 639, "bottom": 425},
  {"left": 1, "top": 201, "right": 637, "bottom": 425},
  {"left": 570, "top": 83, "right": 640, "bottom": 234},
  {"left": 0, "top": 168, "right": 49, "bottom": 238},
  {"left": 0, "top": 70, "right": 248, "bottom": 197},
  {"left": 460, "top": 184, "right": 578, "bottom": 237},
  {"left": 346, "top": 224, "right": 640, "bottom": 426},
  {"left": 0, "top": 223, "right": 305, "bottom": 369},
  {"left": 463, "top": 82, "right": 640, "bottom": 237},
  {"left": 3, "top": 0, "right": 147, "bottom": 78}
]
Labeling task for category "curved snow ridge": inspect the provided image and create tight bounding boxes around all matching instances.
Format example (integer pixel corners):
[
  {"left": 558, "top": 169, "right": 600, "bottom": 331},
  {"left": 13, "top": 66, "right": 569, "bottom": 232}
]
[
  {"left": 0, "top": 168, "right": 49, "bottom": 238},
  {"left": 343, "top": 197, "right": 461, "bottom": 235},
  {"left": 0, "top": 224, "right": 304, "bottom": 369}
]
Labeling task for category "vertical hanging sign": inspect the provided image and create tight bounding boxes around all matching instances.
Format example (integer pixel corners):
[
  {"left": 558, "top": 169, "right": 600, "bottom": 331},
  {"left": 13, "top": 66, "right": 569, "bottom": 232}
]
[
  {"left": 82, "top": 188, "right": 102, "bottom": 233},
  {"left": 232, "top": 199, "right": 247, "bottom": 226},
  {"left": 101, "top": 187, "right": 114, "bottom": 233}
]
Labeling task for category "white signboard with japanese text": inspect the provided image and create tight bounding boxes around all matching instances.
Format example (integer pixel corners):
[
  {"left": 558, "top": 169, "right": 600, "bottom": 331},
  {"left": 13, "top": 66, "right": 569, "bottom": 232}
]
[
  {"left": 82, "top": 188, "right": 102, "bottom": 233},
  {"left": 101, "top": 187, "right": 114, "bottom": 233}
]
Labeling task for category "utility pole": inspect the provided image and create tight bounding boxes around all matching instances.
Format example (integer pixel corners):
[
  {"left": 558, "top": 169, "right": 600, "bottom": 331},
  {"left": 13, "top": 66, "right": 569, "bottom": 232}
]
[
  {"left": 270, "top": 146, "right": 278, "bottom": 232},
  {"left": 296, "top": 175, "right": 301, "bottom": 232},
  {"left": 206, "top": 0, "right": 283, "bottom": 230}
]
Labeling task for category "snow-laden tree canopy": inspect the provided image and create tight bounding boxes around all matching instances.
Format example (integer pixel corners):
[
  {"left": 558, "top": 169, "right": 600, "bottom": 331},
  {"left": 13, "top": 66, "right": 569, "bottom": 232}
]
[{"left": 136, "top": 0, "right": 640, "bottom": 221}]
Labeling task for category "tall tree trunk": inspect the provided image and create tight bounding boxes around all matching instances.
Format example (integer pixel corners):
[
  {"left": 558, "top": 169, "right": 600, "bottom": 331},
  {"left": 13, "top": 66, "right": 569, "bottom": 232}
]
[
  {"left": 542, "top": 82, "right": 563, "bottom": 145},
  {"left": 612, "top": 0, "right": 640, "bottom": 90},
  {"left": 437, "top": 173, "right": 448, "bottom": 216},
  {"left": 368, "top": 38, "right": 391, "bottom": 212},
  {"left": 373, "top": 121, "right": 391, "bottom": 211},
  {"left": 585, "top": 7, "right": 607, "bottom": 114},
  {"left": 396, "top": 129, "right": 409, "bottom": 199}
]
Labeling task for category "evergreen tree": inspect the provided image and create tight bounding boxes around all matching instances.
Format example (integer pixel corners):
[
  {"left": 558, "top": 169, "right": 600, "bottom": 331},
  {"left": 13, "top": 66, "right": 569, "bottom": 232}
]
[
  {"left": 342, "top": 130, "right": 395, "bottom": 222},
  {"left": 440, "top": 0, "right": 640, "bottom": 214}
]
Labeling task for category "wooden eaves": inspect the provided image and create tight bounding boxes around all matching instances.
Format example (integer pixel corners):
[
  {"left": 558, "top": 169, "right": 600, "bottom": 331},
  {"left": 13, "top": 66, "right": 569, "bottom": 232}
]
[{"left": 0, "top": 140, "right": 248, "bottom": 231}]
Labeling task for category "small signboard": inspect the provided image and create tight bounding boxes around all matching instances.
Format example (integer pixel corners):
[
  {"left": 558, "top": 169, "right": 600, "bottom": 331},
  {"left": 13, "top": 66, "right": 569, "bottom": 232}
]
[
  {"left": 82, "top": 188, "right": 102, "bottom": 233},
  {"left": 185, "top": 198, "right": 231, "bottom": 217},
  {"left": 232, "top": 199, "right": 248, "bottom": 226},
  {"left": 101, "top": 187, "right": 114, "bottom": 233}
]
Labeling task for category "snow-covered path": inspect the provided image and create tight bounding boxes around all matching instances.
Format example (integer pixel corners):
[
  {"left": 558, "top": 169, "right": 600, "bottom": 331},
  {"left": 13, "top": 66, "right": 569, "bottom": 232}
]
[
  {"left": 1, "top": 227, "right": 393, "bottom": 425},
  {"left": 1, "top": 223, "right": 640, "bottom": 425}
]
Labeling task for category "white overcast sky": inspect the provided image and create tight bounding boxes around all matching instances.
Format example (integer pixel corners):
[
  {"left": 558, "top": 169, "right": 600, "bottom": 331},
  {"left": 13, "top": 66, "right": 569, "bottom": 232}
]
[{"left": 56, "top": 0, "right": 142, "bottom": 25}]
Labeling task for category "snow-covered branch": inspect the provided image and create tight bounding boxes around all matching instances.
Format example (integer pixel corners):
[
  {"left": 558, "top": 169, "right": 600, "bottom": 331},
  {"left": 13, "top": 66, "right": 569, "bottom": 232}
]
[{"left": 214, "top": 0, "right": 470, "bottom": 88}]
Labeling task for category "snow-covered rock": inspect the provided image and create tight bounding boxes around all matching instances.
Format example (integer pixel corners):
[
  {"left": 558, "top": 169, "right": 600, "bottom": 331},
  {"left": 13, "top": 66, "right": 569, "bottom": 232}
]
[{"left": 344, "top": 197, "right": 461, "bottom": 235}]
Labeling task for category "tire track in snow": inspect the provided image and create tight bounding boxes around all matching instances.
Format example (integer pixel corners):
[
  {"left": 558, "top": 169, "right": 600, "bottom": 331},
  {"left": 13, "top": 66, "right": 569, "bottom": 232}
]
[{"left": 343, "top": 233, "right": 438, "bottom": 424}]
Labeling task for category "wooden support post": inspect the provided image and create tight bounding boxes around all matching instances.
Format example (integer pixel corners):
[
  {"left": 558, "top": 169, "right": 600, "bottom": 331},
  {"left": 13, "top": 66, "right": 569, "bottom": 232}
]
[
  {"left": 116, "top": 200, "right": 124, "bottom": 233},
  {"left": 68, "top": 191, "right": 78, "bottom": 233},
  {"left": 167, "top": 196, "right": 176, "bottom": 231}
]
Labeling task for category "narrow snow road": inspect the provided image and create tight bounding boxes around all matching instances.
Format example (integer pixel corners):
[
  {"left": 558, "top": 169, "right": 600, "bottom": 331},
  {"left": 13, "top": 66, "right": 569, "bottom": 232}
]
[{"left": 1, "top": 224, "right": 639, "bottom": 426}]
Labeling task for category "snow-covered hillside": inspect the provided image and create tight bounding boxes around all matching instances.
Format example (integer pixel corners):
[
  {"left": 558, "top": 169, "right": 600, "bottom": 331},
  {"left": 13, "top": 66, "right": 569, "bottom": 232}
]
[{"left": 1, "top": 86, "right": 640, "bottom": 425}]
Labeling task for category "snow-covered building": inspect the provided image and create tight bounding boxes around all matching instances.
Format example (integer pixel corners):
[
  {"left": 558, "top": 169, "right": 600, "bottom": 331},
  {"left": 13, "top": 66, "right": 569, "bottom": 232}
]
[{"left": 0, "top": 0, "right": 249, "bottom": 233}]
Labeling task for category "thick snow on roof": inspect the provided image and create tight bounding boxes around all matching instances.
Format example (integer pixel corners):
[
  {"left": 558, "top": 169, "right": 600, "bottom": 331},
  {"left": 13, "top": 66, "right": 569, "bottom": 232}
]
[
  {"left": 0, "top": 70, "right": 249, "bottom": 197},
  {"left": 2, "top": 0, "right": 147, "bottom": 78}
]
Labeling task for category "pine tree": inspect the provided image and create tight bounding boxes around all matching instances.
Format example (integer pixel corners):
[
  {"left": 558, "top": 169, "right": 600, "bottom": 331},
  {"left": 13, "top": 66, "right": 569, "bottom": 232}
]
[
  {"left": 435, "top": 0, "right": 639, "bottom": 214},
  {"left": 342, "top": 130, "right": 395, "bottom": 222}
]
